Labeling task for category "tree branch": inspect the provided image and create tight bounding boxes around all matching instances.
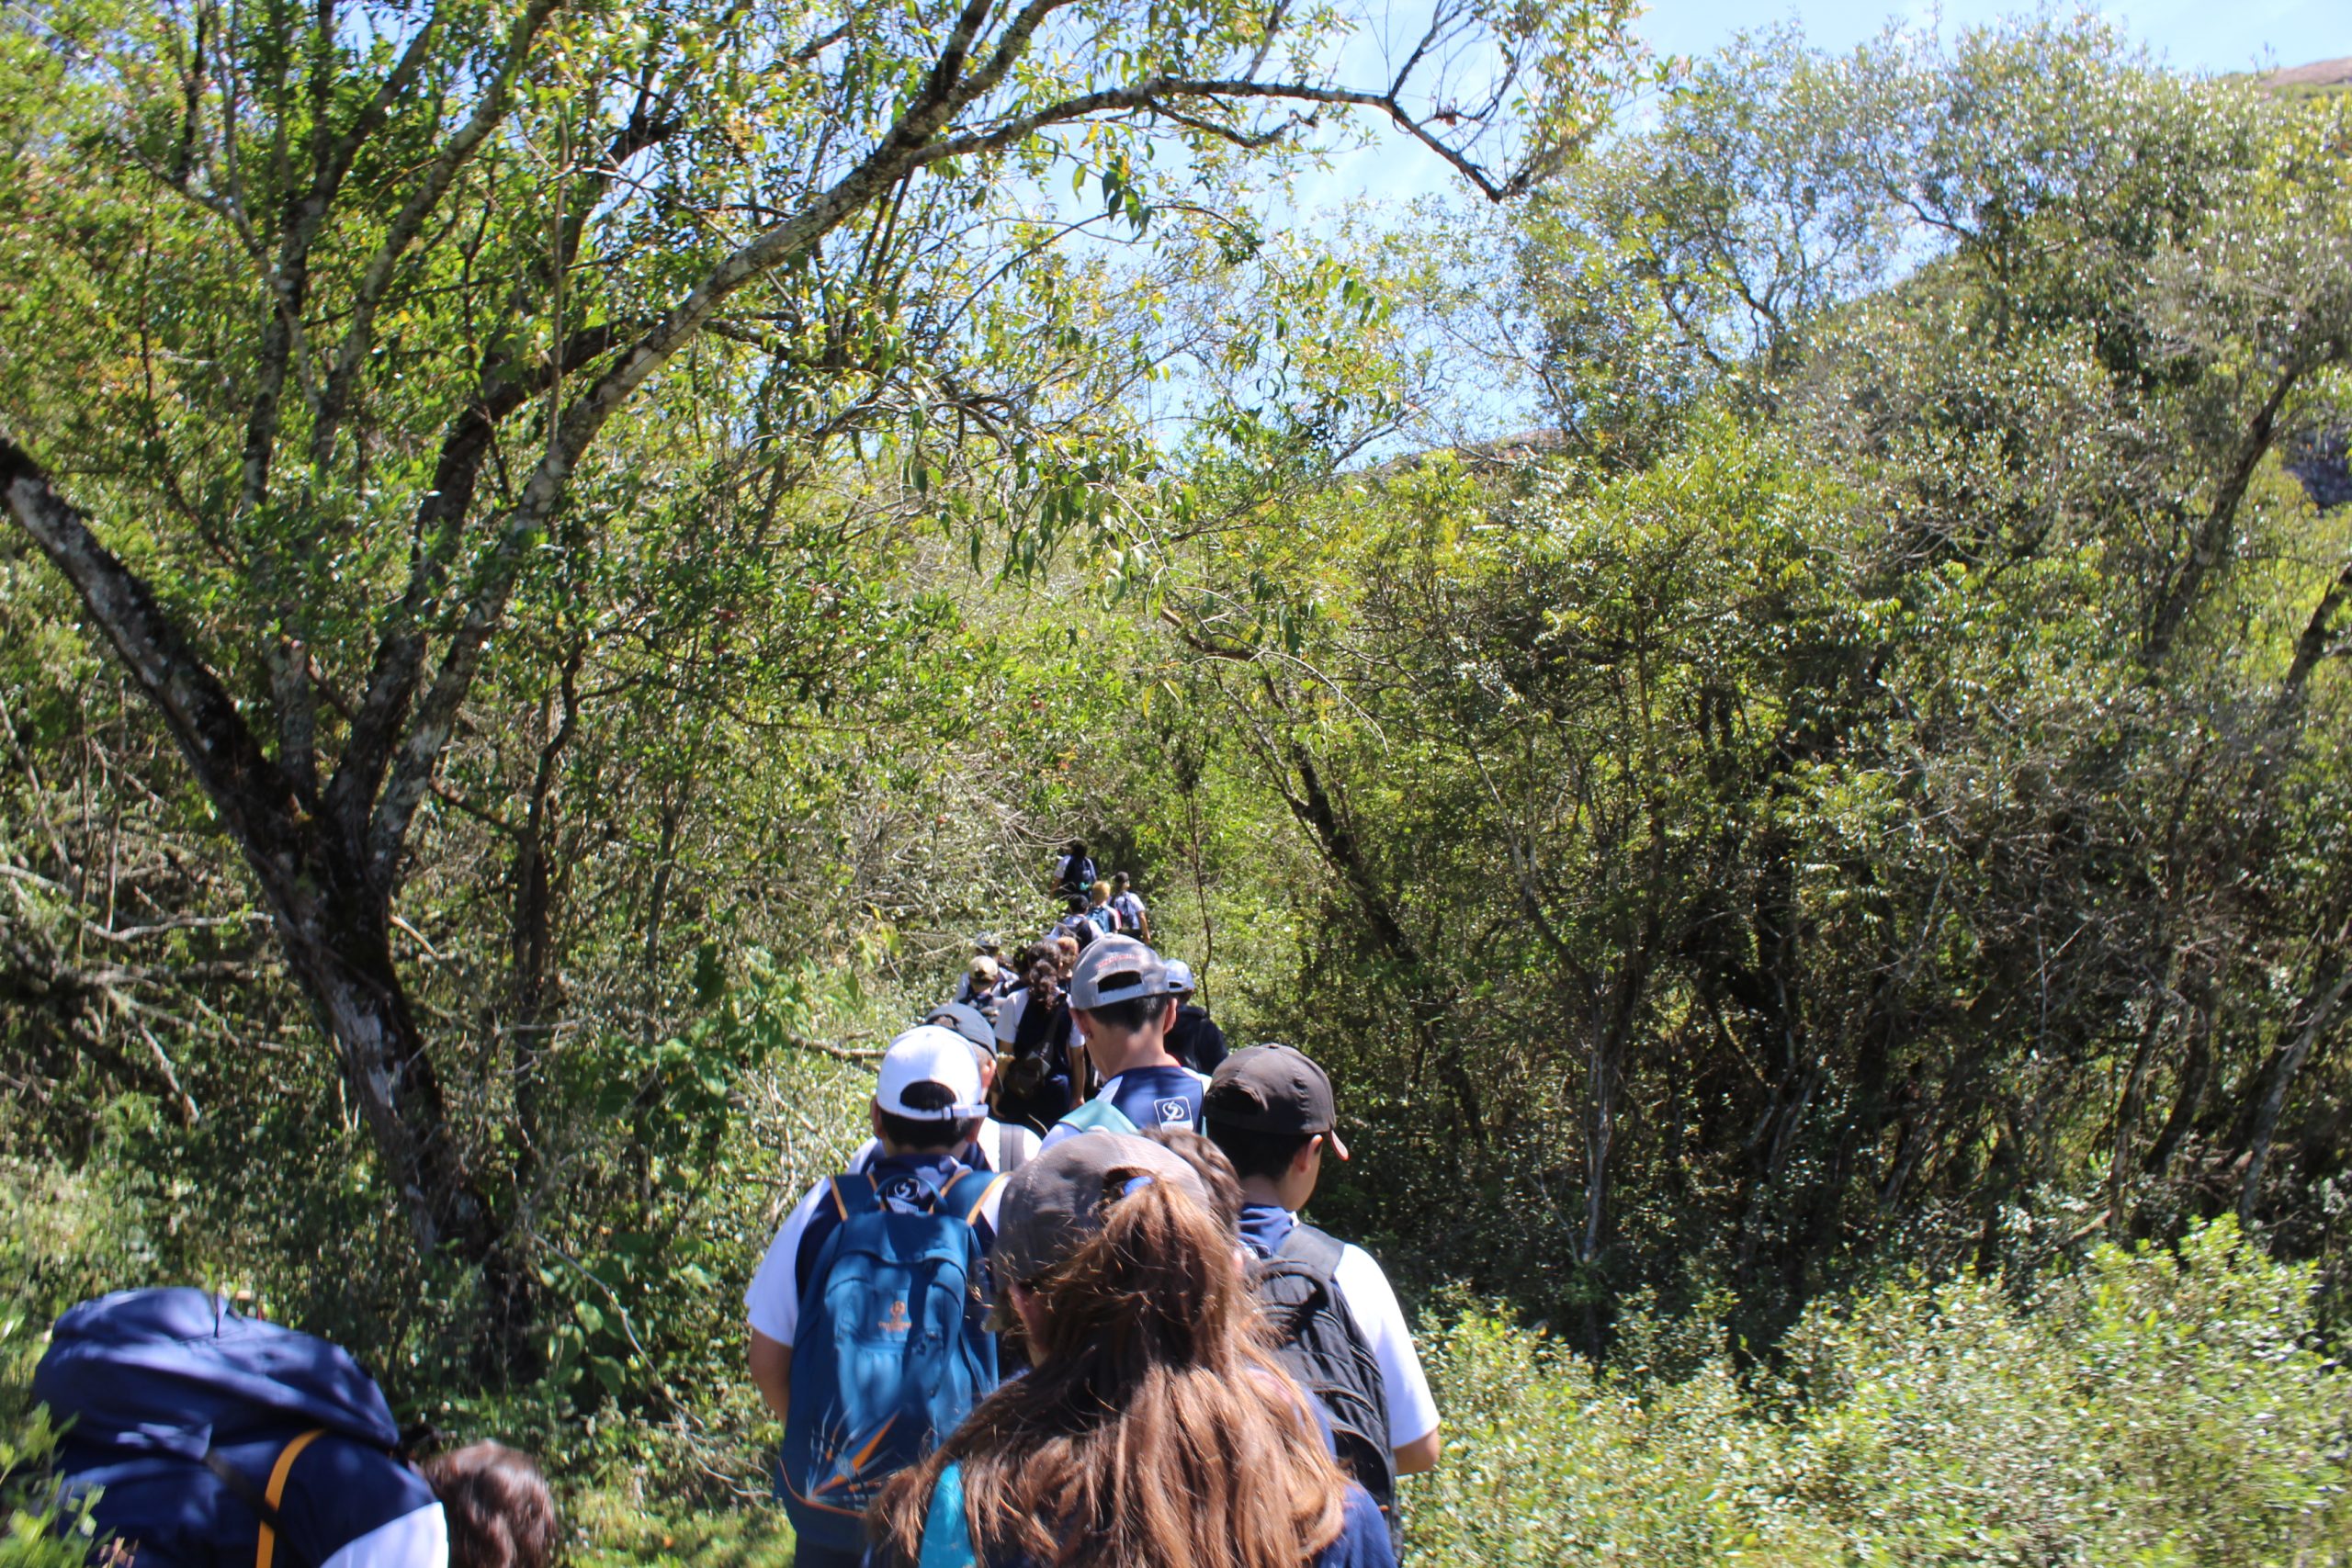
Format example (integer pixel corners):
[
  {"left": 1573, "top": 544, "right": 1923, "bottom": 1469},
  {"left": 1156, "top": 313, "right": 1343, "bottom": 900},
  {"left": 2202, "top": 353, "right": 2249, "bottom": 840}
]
[
  {"left": 0, "top": 436, "right": 300, "bottom": 867},
  {"left": 324, "top": 321, "right": 622, "bottom": 849},
  {"left": 311, "top": 0, "right": 568, "bottom": 472}
]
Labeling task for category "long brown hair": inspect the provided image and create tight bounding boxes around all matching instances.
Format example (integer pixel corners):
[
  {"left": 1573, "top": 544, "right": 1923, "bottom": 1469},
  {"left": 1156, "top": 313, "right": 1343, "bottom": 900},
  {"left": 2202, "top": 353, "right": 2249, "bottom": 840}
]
[
  {"left": 870, "top": 1178, "right": 1348, "bottom": 1568},
  {"left": 420, "top": 1441, "right": 558, "bottom": 1568}
]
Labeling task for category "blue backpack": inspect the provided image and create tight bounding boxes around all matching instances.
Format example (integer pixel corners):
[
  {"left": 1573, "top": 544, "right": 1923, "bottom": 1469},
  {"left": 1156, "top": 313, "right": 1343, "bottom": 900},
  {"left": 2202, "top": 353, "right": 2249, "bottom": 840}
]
[
  {"left": 33, "top": 1289, "right": 414, "bottom": 1568},
  {"left": 778, "top": 1168, "right": 1002, "bottom": 1557}
]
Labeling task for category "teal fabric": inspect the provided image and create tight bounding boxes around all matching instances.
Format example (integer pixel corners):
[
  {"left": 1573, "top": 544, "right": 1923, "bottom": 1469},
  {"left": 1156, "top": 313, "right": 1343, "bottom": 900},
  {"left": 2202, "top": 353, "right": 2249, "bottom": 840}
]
[{"left": 917, "top": 1461, "right": 973, "bottom": 1568}]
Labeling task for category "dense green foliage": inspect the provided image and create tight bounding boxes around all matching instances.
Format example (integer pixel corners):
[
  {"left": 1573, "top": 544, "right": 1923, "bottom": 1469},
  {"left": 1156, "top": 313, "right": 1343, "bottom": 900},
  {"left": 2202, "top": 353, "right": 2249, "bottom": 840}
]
[
  {"left": 1413, "top": 1220, "right": 2352, "bottom": 1565},
  {"left": 4, "top": 0, "right": 2351, "bottom": 1559},
  {"left": 1129, "top": 20, "right": 2352, "bottom": 1351}
]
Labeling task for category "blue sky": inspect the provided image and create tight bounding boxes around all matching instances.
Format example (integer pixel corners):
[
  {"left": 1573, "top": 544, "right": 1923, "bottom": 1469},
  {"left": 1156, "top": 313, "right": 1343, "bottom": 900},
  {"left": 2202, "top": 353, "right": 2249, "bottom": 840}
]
[
  {"left": 1288, "top": 0, "right": 2351, "bottom": 212},
  {"left": 1642, "top": 0, "right": 2344, "bottom": 73}
]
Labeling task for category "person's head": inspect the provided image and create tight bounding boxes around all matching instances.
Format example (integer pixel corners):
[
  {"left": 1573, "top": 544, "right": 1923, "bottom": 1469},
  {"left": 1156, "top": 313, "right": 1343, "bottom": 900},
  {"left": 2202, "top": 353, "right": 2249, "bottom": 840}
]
[
  {"left": 1051, "top": 932, "right": 1080, "bottom": 977},
  {"left": 1064, "top": 893, "right": 1089, "bottom": 916},
  {"left": 1021, "top": 943, "right": 1063, "bottom": 1005},
  {"left": 1141, "top": 1125, "right": 1244, "bottom": 1240},
  {"left": 1068, "top": 937, "right": 1178, "bottom": 1077},
  {"left": 1089, "top": 879, "right": 1112, "bottom": 908},
  {"left": 421, "top": 1443, "right": 557, "bottom": 1568},
  {"left": 1202, "top": 1045, "right": 1350, "bottom": 1212},
  {"left": 1065, "top": 839, "right": 1087, "bottom": 858},
  {"left": 974, "top": 933, "right": 1002, "bottom": 957},
  {"left": 967, "top": 954, "right": 1000, "bottom": 991},
  {"left": 1114, "top": 871, "right": 1131, "bottom": 892},
  {"left": 1163, "top": 957, "right": 1197, "bottom": 999},
  {"left": 873, "top": 1136, "right": 1348, "bottom": 1568},
  {"left": 923, "top": 1000, "right": 999, "bottom": 1094},
  {"left": 871, "top": 1025, "right": 988, "bottom": 1154}
]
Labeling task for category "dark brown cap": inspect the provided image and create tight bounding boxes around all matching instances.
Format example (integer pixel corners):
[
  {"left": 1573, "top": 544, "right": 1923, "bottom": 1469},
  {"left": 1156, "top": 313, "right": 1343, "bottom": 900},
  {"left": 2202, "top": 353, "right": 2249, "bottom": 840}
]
[
  {"left": 991, "top": 1133, "right": 1208, "bottom": 1288},
  {"left": 1203, "top": 1044, "right": 1349, "bottom": 1161}
]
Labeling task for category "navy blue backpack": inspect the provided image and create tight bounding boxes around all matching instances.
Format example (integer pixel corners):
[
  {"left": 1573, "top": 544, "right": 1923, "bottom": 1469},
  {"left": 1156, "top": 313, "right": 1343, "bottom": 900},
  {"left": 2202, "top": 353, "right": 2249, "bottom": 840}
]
[
  {"left": 777, "top": 1168, "right": 1001, "bottom": 1558},
  {"left": 34, "top": 1289, "right": 414, "bottom": 1568}
]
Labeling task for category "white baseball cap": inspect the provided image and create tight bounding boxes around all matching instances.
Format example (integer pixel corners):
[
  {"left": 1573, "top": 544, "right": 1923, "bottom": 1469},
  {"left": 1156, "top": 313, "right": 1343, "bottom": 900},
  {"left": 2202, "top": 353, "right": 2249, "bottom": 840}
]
[
  {"left": 1162, "top": 958, "right": 1196, "bottom": 995},
  {"left": 923, "top": 1000, "right": 997, "bottom": 1061},
  {"left": 876, "top": 1025, "right": 989, "bottom": 1119}
]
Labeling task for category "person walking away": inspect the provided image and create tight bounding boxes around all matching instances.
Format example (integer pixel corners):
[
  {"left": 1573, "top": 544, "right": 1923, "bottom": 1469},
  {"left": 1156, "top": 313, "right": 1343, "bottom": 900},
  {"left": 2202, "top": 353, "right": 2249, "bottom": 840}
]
[
  {"left": 956, "top": 955, "right": 1003, "bottom": 1018},
  {"left": 989, "top": 945, "right": 1077, "bottom": 1133},
  {"left": 36, "top": 1287, "right": 558, "bottom": 1568},
  {"left": 1050, "top": 895, "right": 1099, "bottom": 952},
  {"left": 848, "top": 1003, "right": 1039, "bottom": 1175},
  {"left": 1161, "top": 958, "right": 1230, "bottom": 1075},
  {"left": 744, "top": 1027, "right": 1006, "bottom": 1568},
  {"left": 868, "top": 1134, "right": 1393, "bottom": 1568},
  {"left": 1110, "top": 872, "right": 1151, "bottom": 942},
  {"left": 1044, "top": 937, "right": 1208, "bottom": 1147},
  {"left": 1142, "top": 1124, "right": 1247, "bottom": 1237},
  {"left": 1085, "top": 881, "right": 1121, "bottom": 939},
  {"left": 1052, "top": 840, "right": 1095, "bottom": 897},
  {"left": 1203, "top": 1046, "right": 1442, "bottom": 1546}
]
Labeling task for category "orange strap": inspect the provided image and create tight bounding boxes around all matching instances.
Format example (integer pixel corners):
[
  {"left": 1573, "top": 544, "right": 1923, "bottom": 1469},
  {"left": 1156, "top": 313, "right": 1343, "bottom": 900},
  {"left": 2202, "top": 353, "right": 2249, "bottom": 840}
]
[{"left": 254, "top": 1428, "right": 326, "bottom": 1568}]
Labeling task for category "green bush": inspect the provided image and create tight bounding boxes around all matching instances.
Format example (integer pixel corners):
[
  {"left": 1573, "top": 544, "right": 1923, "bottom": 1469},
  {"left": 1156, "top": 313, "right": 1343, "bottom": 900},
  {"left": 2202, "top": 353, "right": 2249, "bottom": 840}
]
[
  {"left": 1406, "top": 1218, "right": 2352, "bottom": 1565},
  {"left": 0, "top": 1405, "right": 94, "bottom": 1568}
]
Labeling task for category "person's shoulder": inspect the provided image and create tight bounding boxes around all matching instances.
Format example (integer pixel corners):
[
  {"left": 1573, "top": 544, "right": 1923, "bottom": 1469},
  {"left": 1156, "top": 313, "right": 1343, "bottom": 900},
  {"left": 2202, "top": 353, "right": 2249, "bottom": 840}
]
[
  {"left": 315, "top": 1501, "right": 446, "bottom": 1568},
  {"left": 284, "top": 1438, "right": 441, "bottom": 1568},
  {"left": 1329, "top": 1237, "right": 1403, "bottom": 1305}
]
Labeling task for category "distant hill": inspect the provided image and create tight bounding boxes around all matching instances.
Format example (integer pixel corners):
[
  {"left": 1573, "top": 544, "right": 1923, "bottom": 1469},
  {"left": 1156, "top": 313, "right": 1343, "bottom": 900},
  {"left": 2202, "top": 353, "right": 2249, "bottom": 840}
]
[{"left": 2260, "top": 56, "right": 2352, "bottom": 96}]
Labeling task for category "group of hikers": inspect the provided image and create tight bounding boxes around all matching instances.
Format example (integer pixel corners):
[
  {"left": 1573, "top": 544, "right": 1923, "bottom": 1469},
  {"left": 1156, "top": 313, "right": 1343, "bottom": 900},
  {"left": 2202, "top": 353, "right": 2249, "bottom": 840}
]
[
  {"left": 745, "top": 869, "right": 1439, "bottom": 1568},
  {"left": 28, "top": 856, "right": 1437, "bottom": 1568}
]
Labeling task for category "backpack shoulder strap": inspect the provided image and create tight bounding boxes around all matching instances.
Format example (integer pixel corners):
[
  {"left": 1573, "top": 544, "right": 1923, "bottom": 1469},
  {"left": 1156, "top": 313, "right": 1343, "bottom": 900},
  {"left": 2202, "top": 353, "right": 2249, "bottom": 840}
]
[
  {"left": 916, "top": 1461, "right": 974, "bottom": 1568},
  {"left": 830, "top": 1172, "right": 882, "bottom": 1218},
  {"left": 1275, "top": 1222, "right": 1347, "bottom": 1285},
  {"left": 1057, "top": 1097, "right": 1138, "bottom": 1137},
  {"left": 203, "top": 1427, "right": 326, "bottom": 1568},
  {"left": 937, "top": 1169, "right": 1002, "bottom": 1225}
]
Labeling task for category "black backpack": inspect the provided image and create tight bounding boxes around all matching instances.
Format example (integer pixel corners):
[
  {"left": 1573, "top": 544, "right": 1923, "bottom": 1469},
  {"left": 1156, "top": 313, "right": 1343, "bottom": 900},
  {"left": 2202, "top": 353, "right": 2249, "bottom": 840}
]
[{"left": 1250, "top": 1224, "right": 1396, "bottom": 1529}]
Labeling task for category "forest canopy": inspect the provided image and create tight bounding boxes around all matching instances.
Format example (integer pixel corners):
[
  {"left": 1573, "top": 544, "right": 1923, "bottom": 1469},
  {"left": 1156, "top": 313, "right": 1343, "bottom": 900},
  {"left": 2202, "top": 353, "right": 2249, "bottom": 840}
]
[{"left": 3, "top": 0, "right": 2350, "bottom": 1557}]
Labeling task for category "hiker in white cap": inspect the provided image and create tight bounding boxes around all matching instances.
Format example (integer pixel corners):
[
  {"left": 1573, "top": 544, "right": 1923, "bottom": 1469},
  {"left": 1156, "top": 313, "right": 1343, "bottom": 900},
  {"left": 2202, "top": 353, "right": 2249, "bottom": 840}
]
[
  {"left": 744, "top": 1024, "right": 1009, "bottom": 1568},
  {"left": 847, "top": 1002, "right": 1040, "bottom": 1175},
  {"left": 1162, "top": 957, "right": 1230, "bottom": 1074},
  {"left": 1042, "top": 936, "right": 1210, "bottom": 1148}
]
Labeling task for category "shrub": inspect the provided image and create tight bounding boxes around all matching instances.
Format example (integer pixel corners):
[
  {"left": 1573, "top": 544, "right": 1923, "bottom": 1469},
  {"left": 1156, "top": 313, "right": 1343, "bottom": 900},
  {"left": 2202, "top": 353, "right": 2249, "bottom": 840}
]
[{"left": 1405, "top": 1218, "right": 2352, "bottom": 1565}]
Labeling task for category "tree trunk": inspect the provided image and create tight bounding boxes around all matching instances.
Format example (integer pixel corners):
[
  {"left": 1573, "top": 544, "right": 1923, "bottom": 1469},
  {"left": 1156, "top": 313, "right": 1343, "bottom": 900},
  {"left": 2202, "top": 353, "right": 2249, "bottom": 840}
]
[
  {"left": 2236, "top": 953, "right": 2352, "bottom": 1227},
  {"left": 2, "top": 440, "right": 489, "bottom": 1260},
  {"left": 277, "top": 870, "right": 488, "bottom": 1253}
]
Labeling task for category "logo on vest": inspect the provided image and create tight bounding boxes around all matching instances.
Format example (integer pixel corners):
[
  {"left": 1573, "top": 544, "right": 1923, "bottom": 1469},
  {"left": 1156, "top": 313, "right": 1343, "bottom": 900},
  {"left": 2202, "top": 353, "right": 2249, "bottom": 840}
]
[
  {"left": 1154, "top": 1098, "right": 1190, "bottom": 1125},
  {"left": 879, "top": 1175, "right": 925, "bottom": 1206},
  {"left": 876, "top": 1299, "right": 912, "bottom": 1335}
]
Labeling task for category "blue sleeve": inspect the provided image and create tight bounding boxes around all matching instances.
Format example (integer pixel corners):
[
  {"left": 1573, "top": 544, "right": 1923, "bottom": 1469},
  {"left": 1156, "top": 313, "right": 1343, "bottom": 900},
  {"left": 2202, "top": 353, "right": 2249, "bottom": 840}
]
[{"left": 1315, "top": 1484, "right": 1397, "bottom": 1568}]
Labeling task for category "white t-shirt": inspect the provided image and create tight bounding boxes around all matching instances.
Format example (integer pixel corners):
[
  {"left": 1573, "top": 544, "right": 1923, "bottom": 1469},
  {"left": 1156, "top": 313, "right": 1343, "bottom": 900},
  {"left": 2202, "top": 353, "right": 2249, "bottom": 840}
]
[
  {"left": 992, "top": 988, "right": 1028, "bottom": 1045},
  {"left": 1250, "top": 1208, "right": 1441, "bottom": 1450},
  {"left": 744, "top": 1165, "right": 1006, "bottom": 1348},
  {"left": 321, "top": 1503, "right": 447, "bottom": 1568},
  {"left": 1331, "top": 1235, "right": 1442, "bottom": 1448},
  {"left": 847, "top": 1119, "right": 1037, "bottom": 1175}
]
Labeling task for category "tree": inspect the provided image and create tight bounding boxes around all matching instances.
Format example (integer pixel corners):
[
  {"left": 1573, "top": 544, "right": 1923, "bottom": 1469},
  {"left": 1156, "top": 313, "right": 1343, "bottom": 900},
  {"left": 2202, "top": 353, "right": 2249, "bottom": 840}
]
[{"left": 0, "top": 0, "right": 1634, "bottom": 1309}]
